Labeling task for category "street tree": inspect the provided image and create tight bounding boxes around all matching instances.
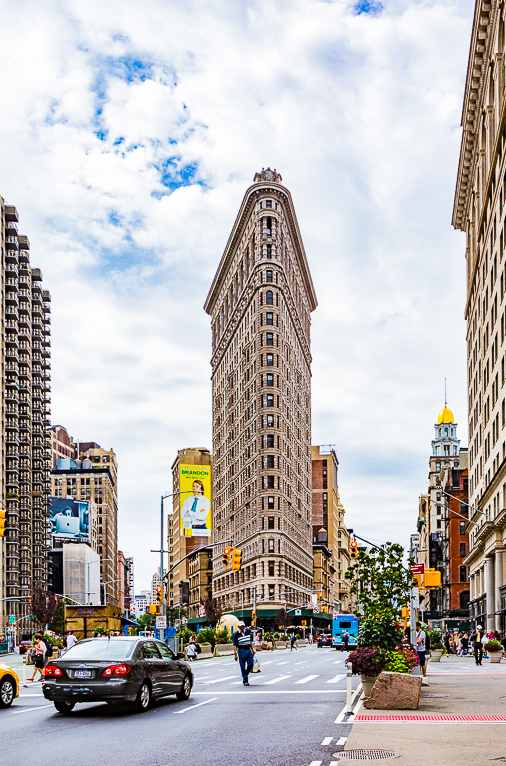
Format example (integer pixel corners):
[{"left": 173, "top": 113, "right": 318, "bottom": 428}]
[
  {"left": 30, "top": 585, "right": 59, "bottom": 628},
  {"left": 201, "top": 597, "right": 222, "bottom": 628}
]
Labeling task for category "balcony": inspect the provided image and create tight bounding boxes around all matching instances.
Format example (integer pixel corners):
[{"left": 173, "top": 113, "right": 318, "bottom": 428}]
[
  {"left": 5, "top": 237, "right": 19, "bottom": 250},
  {"left": 18, "top": 235, "right": 30, "bottom": 250}
]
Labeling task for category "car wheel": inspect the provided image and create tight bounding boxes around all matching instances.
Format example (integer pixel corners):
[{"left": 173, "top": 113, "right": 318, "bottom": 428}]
[
  {"left": 134, "top": 681, "right": 151, "bottom": 712},
  {"left": 0, "top": 677, "right": 15, "bottom": 708},
  {"left": 54, "top": 701, "right": 75, "bottom": 714},
  {"left": 176, "top": 674, "right": 192, "bottom": 701}
]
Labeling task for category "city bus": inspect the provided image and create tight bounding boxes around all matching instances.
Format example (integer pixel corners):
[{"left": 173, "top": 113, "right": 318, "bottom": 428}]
[{"left": 332, "top": 614, "right": 359, "bottom": 649}]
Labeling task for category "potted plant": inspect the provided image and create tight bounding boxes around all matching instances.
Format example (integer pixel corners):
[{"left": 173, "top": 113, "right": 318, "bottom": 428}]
[
  {"left": 485, "top": 640, "right": 503, "bottom": 663},
  {"left": 346, "top": 646, "right": 388, "bottom": 697},
  {"left": 427, "top": 628, "right": 445, "bottom": 663}
]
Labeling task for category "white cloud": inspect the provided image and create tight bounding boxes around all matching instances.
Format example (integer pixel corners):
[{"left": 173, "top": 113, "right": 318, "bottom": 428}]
[{"left": 0, "top": 0, "right": 473, "bottom": 588}]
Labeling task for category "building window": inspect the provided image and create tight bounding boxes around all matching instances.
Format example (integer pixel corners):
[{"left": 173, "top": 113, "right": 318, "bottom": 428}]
[
  {"left": 267, "top": 476, "right": 275, "bottom": 489},
  {"left": 266, "top": 270, "right": 273, "bottom": 283},
  {"left": 268, "top": 539, "right": 275, "bottom": 553},
  {"left": 459, "top": 521, "right": 466, "bottom": 534},
  {"left": 268, "top": 583, "right": 274, "bottom": 597},
  {"left": 267, "top": 455, "right": 274, "bottom": 468},
  {"left": 268, "top": 496, "right": 274, "bottom": 509},
  {"left": 267, "top": 434, "right": 274, "bottom": 448},
  {"left": 266, "top": 312, "right": 274, "bottom": 325},
  {"left": 435, "top": 461, "right": 441, "bottom": 471},
  {"left": 266, "top": 394, "right": 274, "bottom": 407},
  {"left": 268, "top": 561, "right": 275, "bottom": 576},
  {"left": 437, "top": 505, "right": 441, "bottom": 515},
  {"left": 459, "top": 565, "right": 467, "bottom": 583},
  {"left": 267, "top": 373, "right": 274, "bottom": 386},
  {"left": 268, "top": 518, "right": 275, "bottom": 530},
  {"left": 266, "top": 217, "right": 272, "bottom": 234},
  {"left": 323, "top": 493, "right": 327, "bottom": 500},
  {"left": 266, "top": 353, "right": 274, "bottom": 366},
  {"left": 267, "top": 245, "right": 272, "bottom": 259},
  {"left": 266, "top": 333, "right": 274, "bottom": 346},
  {"left": 459, "top": 542, "right": 466, "bottom": 557},
  {"left": 267, "top": 414, "right": 274, "bottom": 427},
  {"left": 266, "top": 290, "right": 273, "bottom": 305},
  {"left": 437, "top": 520, "right": 441, "bottom": 529},
  {"left": 459, "top": 590, "right": 470, "bottom": 609},
  {"left": 266, "top": 200, "right": 272, "bottom": 208}
]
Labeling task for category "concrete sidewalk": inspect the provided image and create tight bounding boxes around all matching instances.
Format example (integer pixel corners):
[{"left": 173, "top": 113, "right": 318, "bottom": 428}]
[{"left": 342, "top": 654, "right": 506, "bottom": 765}]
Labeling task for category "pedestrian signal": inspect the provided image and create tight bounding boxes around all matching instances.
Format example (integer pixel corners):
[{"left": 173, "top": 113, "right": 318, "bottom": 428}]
[
  {"left": 350, "top": 540, "right": 358, "bottom": 558},
  {"left": 317, "top": 592, "right": 323, "bottom": 601},
  {"left": 223, "top": 547, "right": 231, "bottom": 570},
  {"left": 231, "top": 548, "right": 242, "bottom": 571},
  {"left": 0, "top": 510, "right": 5, "bottom": 537}
]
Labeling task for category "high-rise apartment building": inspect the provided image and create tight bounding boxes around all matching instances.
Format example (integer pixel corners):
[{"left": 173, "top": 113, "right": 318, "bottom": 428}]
[
  {"left": 453, "top": 0, "right": 506, "bottom": 632},
  {"left": 118, "top": 551, "right": 133, "bottom": 616},
  {"left": 311, "top": 446, "right": 351, "bottom": 612},
  {"left": 168, "top": 448, "right": 212, "bottom": 609},
  {"left": 0, "top": 200, "right": 52, "bottom": 629},
  {"left": 204, "top": 169, "right": 317, "bottom": 621},
  {"left": 49, "top": 426, "right": 119, "bottom": 606}
]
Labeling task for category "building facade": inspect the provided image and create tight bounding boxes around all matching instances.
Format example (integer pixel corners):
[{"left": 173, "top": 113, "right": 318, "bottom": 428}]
[
  {"left": 453, "top": 0, "right": 506, "bottom": 632},
  {"left": 188, "top": 546, "right": 213, "bottom": 620},
  {"left": 204, "top": 169, "right": 317, "bottom": 621},
  {"left": 0, "top": 200, "right": 52, "bottom": 629},
  {"left": 441, "top": 457, "right": 470, "bottom": 621},
  {"left": 168, "top": 448, "right": 212, "bottom": 608},
  {"left": 118, "top": 551, "right": 133, "bottom": 616},
  {"left": 50, "top": 430, "right": 119, "bottom": 606},
  {"left": 311, "top": 446, "right": 351, "bottom": 612}
]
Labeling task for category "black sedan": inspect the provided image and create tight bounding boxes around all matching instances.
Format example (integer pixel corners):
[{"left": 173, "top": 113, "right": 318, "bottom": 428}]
[
  {"left": 42, "top": 636, "right": 193, "bottom": 714},
  {"left": 317, "top": 633, "right": 333, "bottom": 647}
]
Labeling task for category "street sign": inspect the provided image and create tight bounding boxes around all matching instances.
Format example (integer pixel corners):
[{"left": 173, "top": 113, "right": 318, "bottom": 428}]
[
  {"left": 155, "top": 616, "right": 167, "bottom": 629},
  {"left": 8, "top": 615, "right": 15, "bottom": 624},
  {"left": 294, "top": 609, "right": 301, "bottom": 616},
  {"left": 312, "top": 605, "right": 320, "bottom": 614},
  {"left": 411, "top": 563, "right": 425, "bottom": 575}
]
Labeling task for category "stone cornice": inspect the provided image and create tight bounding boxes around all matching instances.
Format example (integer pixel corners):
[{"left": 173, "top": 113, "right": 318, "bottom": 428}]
[
  {"left": 453, "top": 1, "right": 496, "bottom": 232},
  {"left": 204, "top": 180, "right": 317, "bottom": 315}
]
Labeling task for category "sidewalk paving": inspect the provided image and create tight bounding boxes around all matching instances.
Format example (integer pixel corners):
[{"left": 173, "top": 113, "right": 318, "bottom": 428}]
[{"left": 342, "top": 654, "right": 506, "bottom": 765}]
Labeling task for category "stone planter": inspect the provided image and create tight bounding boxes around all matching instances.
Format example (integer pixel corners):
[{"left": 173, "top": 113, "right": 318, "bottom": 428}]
[
  {"left": 213, "top": 643, "right": 235, "bottom": 657},
  {"left": 275, "top": 641, "right": 286, "bottom": 649},
  {"left": 197, "top": 645, "right": 213, "bottom": 659},
  {"left": 361, "top": 675, "right": 379, "bottom": 699},
  {"left": 296, "top": 640, "right": 307, "bottom": 647},
  {"left": 429, "top": 649, "right": 443, "bottom": 663},
  {"left": 488, "top": 652, "right": 502, "bottom": 663},
  {"left": 364, "top": 672, "right": 422, "bottom": 710}
]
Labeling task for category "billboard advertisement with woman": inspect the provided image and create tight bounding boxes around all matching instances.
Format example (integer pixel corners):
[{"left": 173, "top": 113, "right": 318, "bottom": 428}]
[{"left": 179, "top": 464, "right": 212, "bottom": 537}]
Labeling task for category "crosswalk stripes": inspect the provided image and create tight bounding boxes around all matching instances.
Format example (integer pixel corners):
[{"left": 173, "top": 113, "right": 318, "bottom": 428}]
[
  {"left": 326, "top": 674, "right": 344, "bottom": 683},
  {"left": 295, "top": 675, "right": 319, "bottom": 684},
  {"left": 263, "top": 674, "right": 293, "bottom": 685}
]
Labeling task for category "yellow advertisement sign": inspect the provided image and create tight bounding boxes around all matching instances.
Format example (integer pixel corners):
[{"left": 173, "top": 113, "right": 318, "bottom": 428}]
[{"left": 179, "top": 464, "right": 212, "bottom": 537}]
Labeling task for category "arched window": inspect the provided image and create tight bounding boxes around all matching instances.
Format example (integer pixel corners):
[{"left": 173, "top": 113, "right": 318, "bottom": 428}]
[
  {"left": 445, "top": 428, "right": 448, "bottom": 436},
  {"left": 439, "top": 429, "right": 442, "bottom": 437},
  {"left": 266, "top": 290, "right": 273, "bottom": 305}
]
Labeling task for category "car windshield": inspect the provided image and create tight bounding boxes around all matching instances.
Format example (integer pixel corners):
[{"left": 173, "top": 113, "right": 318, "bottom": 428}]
[{"left": 61, "top": 640, "right": 134, "bottom": 660}]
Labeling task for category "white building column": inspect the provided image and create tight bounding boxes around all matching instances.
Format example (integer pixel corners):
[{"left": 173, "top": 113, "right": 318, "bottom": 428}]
[
  {"left": 495, "top": 549, "right": 503, "bottom": 632},
  {"left": 485, "top": 557, "right": 495, "bottom": 633}
]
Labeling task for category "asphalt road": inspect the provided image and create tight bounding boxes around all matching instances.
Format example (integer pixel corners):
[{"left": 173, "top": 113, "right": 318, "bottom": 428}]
[{"left": 1, "top": 645, "right": 360, "bottom": 766}]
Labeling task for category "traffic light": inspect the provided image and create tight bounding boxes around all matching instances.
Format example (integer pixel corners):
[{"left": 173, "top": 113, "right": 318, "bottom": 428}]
[
  {"left": 156, "top": 585, "right": 162, "bottom": 605},
  {"left": 0, "top": 510, "right": 5, "bottom": 537},
  {"left": 251, "top": 609, "right": 256, "bottom": 626},
  {"left": 223, "top": 547, "right": 231, "bottom": 570},
  {"left": 231, "top": 547, "right": 242, "bottom": 571},
  {"left": 423, "top": 568, "right": 442, "bottom": 589},
  {"left": 350, "top": 540, "right": 358, "bottom": 559},
  {"left": 318, "top": 592, "right": 323, "bottom": 602}
]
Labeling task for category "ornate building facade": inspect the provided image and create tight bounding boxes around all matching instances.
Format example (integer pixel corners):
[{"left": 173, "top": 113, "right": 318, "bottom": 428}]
[
  {"left": 453, "top": 0, "right": 506, "bottom": 632},
  {"left": 205, "top": 169, "right": 317, "bottom": 620}
]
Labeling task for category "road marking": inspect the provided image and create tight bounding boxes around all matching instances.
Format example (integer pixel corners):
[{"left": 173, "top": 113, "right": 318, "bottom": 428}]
[
  {"left": 309, "top": 761, "right": 322, "bottom": 766},
  {"left": 334, "top": 682, "right": 363, "bottom": 723},
  {"left": 276, "top": 661, "right": 289, "bottom": 666},
  {"left": 263, "top": 674, "right": 292, "bottom": 685},
  {"left": 333, "top": 660, "right": 343, "bottom": 665},
  {"left": 327, "top": 675, "right": 344, "bottom": 684},
  {"left": 174, "top": 698, "right": 217, "bottom": 714},
  {"left": 321, "top": 736, "right": 333, "bottom": 745},
  {"left": 330, "top": 761, "right": 340, "bottom": 766},
  {"left": 203, "top": 676, "right": 236, "bottom": 684},
  {"left": 19, "top": 694, "right": 45, "bottom": 697},
  {"left": 295, "top": 675, "right": 319, "bottom": 684},
  {"left": 193, "top": 689, "right": 346, "bottom": 695},
  {"left": 12, "top": 705, "right": 53, "bottom": 715},
  {"left": 337, "top": 736, "right": 347, "bottom": 745}
]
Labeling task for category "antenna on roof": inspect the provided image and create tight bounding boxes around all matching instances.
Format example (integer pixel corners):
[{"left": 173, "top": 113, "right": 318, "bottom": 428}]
[{"left": 444, "top": 378, "right": 447, "bottom": 407}]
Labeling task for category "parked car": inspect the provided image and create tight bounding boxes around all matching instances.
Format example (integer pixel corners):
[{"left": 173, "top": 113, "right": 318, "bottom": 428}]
[
  {"left": 42, "top": 636, "right": 193, "bottom": 714},
  {"left": 317, "top": 633, "right": 333, "bottom": 648},
  {"left": 18, "top": 641, "right": 33, "bottom": 655},
  {"left": 0, "top": 662, "right": 19, "bottom": 708}
]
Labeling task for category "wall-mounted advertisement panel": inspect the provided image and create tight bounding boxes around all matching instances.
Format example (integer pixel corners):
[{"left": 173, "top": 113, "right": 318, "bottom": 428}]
[
  {"left": 50, "top": 497, "right": 91, "bottom": 542},
  {"left": 179, "top": 464, "right": 212, "bottom": 537}
]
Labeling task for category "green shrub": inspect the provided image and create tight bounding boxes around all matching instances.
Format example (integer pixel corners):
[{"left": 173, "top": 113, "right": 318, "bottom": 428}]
[
  {"left": 485, "top": 640, "right": 503, "bottom": 652},
  {"left": 383, "top": 646, "right": 417, "bottom": 674},
  {"left": 358, "top": 609, "right": 402, "bottom": 650},
  {"left": 216, "top": 628, "right": 230, "bottom": 644},
  {"left": 198, "top": 628, "right": 217, "bottom": 648},
  {"left": 427, "top": 628, "right": 444, "bottom": 651}
]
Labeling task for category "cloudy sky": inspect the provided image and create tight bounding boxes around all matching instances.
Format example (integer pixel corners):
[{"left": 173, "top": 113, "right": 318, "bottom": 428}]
[{"left": 1, "top": 0, "right": 474, "bottom": 590}]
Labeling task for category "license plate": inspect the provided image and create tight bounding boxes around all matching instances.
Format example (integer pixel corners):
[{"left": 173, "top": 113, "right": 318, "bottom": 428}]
[{"left": 74, "top": 670, "right": 92, "bottom": 679}]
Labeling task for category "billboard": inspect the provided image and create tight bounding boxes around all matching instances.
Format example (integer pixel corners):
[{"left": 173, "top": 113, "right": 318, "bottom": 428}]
[
  {"left": 50, "top": 497, "right": 91, "bottom": 542},
  {"left": 179, "top": 464, "right": 212, "bottom": 537}
]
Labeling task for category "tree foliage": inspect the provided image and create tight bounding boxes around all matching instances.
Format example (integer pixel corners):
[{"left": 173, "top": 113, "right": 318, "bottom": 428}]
[
  {"left": 30, "top": 585, "right": 60, "bottom": 628},
  {"left": 275, "top": 608, "right": 293, "bottom": 629},
  {"left": 344, "top": 542, "right": 415, "bottom": 620},
  {"left": 201, "top": 597, "right": 222, "bottom": 628}
]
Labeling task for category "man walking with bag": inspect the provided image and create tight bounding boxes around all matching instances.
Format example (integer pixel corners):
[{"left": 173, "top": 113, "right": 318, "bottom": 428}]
[{"left": 233, "top": 621, "right": 256, "bottom": 686}]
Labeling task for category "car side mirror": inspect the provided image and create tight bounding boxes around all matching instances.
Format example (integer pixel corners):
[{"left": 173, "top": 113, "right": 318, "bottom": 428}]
[{"left": 177, "top": 652, "right": 185, "bottom": 660}]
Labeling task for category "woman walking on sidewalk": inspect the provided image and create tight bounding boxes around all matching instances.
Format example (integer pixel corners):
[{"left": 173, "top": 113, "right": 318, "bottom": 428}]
[{"left": 27, "top": 633, "right": 46, "bottom": 682}]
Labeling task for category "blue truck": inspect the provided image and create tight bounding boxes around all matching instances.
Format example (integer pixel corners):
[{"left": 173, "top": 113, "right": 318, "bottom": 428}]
[{"left": 332, "top": 614, "right": 359, "bottom": 650}]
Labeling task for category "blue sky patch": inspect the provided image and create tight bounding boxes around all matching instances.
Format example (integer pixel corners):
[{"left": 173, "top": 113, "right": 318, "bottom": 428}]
[{"left": 354, "top": 0, "right": 383, "bottom": 14}]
